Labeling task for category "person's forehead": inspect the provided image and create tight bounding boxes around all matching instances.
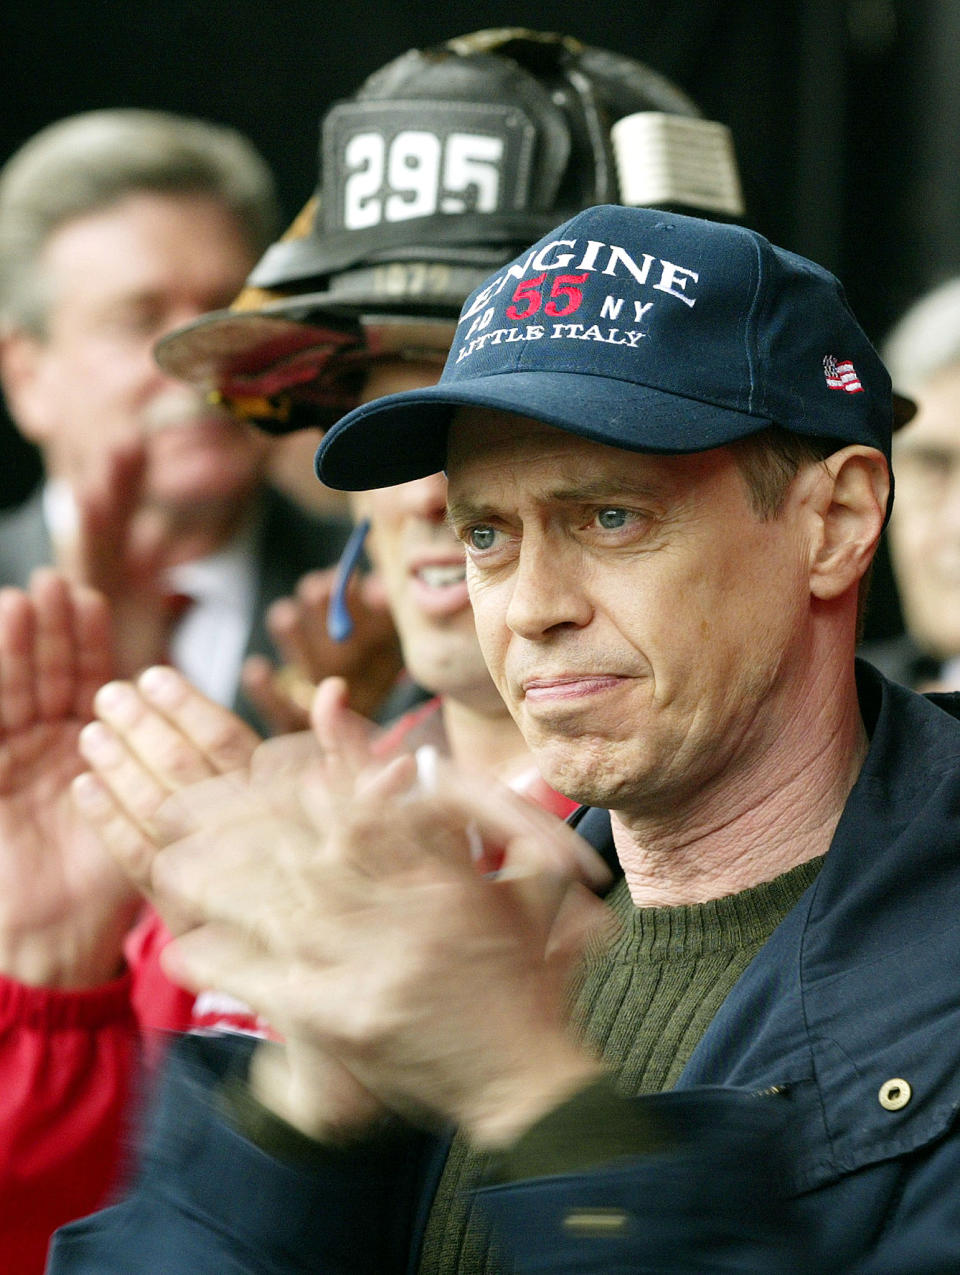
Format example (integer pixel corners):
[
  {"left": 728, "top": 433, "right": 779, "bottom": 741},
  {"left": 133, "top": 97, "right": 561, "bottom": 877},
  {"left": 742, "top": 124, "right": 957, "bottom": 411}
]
[{"left": 40, "top": 192, "right": 250, "bottom": 290}]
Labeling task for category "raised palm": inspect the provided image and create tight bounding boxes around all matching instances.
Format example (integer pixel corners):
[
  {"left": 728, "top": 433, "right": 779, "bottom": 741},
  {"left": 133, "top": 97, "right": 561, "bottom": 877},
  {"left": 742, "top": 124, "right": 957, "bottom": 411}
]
[{"left": 0, "top": 572, "right": 139, "bottom": 987}]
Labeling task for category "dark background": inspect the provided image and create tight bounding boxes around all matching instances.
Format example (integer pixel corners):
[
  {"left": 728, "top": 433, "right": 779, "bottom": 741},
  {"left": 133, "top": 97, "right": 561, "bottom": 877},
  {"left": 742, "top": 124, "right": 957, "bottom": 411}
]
[{"left": 2, "top": 0, "right": 959, "bottom": 635}]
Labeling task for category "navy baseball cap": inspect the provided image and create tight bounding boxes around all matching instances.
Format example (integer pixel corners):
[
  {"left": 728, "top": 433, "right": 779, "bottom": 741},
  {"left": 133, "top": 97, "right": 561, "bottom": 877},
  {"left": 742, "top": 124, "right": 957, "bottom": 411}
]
[{"left": 316, "top": 204, "right": 899, "bottom": 490}]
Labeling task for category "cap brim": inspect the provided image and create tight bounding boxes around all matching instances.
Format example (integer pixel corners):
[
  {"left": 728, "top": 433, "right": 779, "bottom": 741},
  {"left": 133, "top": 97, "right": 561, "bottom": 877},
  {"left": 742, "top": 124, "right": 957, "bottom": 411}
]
[{"left": 316, "top": 369, "right": 775, "bottom": 489}]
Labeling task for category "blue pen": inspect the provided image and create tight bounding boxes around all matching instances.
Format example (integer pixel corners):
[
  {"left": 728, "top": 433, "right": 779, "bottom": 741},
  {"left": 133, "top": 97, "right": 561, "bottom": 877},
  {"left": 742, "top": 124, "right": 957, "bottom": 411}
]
[{"left": 326, "top": 517, "right": 371, "bottom": 642}]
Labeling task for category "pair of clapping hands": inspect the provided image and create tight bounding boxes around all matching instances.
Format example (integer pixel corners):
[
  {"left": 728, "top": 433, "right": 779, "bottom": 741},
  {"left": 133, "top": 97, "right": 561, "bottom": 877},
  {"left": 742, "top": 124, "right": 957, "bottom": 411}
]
[{"left": 68, "top": 613, "right": 611, "bottom": 1147}]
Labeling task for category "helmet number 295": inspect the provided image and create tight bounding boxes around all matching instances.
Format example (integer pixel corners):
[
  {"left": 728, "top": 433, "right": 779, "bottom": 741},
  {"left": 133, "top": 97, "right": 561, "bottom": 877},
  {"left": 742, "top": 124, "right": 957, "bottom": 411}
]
[{"left": 343, "top": 130, "right": 505, "bottom": 228}]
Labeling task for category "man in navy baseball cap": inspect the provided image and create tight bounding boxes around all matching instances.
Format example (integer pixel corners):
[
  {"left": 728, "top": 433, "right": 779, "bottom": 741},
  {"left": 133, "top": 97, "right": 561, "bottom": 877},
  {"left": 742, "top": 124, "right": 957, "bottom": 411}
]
[{"left": 242, "top": 204, "right": 957, "bottom": 1269}]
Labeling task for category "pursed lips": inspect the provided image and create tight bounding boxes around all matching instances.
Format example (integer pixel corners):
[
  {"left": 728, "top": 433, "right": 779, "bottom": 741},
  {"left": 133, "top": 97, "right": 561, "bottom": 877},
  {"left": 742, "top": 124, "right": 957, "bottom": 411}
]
[{"left": 519, "top": 673, "right": 630, "bottom": 702}]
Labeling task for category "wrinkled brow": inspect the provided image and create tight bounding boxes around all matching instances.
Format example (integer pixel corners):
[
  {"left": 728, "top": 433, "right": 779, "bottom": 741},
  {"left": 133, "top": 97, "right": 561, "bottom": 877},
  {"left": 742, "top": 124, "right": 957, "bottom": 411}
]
[{"left": 447, "top": 475, "right": 668, "bottom": 528}]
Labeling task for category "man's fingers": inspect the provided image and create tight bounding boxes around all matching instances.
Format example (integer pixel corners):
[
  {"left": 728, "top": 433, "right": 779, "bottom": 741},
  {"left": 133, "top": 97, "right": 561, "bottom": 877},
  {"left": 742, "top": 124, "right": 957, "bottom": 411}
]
[
  {"left": 295, "top": 565, "right": 394, "bottom": 659},
  {"left": 309, "top": 676, "right": 378, "bottom": 789},
  {"left": 542, "top": 881, "right": 618, "bottom": 973},
  {"left": 249, "top": 730, "right": 323, "bottom": 784},
  {"left": 70, "top": 757, "right": 202, "bottom": 953},
  {"left": 89, "top": 668, "right": 259, "bottom": 797},
  {"left": 79, "top": 669, "right": 260, "bottom": 856},
  {"left": 150, "top": 806, "right": 326, "bottom": 944},
  {"left": 267, "top": 567, "right": 402, "bottom": 719},
  {"left": 0, "top": 587, "right": 36, "bottom": 732},
  {"left": 151, "top": 730, "right": 328, "bottom": 850},
  {"left": 135, "top": 666, "right": 261, "bottom": 773},
  {"left": 78, "top": 718, "right": 180, "bottom": 832},
  {"left": 74, "top": 439, "right": 149, "bottom": 590},
  {"left": 27, "top": 570, "right": 77, "bottom": 722},
  {"left": 160, "top": 923, "right": 287, "bottom": 1014},
  {"left": 70, "top": 584, "right": 116, "bottom": 718},
  {"left": 0, "top": 571, "right": 117, "bottom": 734},
  {"left": 265, "top": 594, "right": 316, "bottom": 673},
  {"left": 148, "top": 769, "right": 256, "bottom": 843},
  {"left": 405, "top": 757, "right": 610, "bottom": 890},
  {"left": 71, "top": 768, "right": 163, "bottom": 891},
  {"left": 161, "top": 923, "right": 383, "bottom": 1055},
  {"left": 498, "top": 816, "right": 610, "bottom": 891},
  {"left": 91, "top": 680, "right": 220, "bottom": 794}
]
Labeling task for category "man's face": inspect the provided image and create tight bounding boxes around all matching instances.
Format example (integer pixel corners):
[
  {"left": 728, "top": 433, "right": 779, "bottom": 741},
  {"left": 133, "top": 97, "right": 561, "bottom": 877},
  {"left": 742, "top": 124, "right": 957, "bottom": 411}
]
[
  {"left": 350, "top": 360, "right": 501, "bottom": 709},
  {"left": 6, "top": 190, "right": 269, "bottom": 514},
  {"left": 888, "top": 362, "right": 960, "bottom": 659},
  {"left": 446, "top": 410, "right": 817, "bottom": 814}
]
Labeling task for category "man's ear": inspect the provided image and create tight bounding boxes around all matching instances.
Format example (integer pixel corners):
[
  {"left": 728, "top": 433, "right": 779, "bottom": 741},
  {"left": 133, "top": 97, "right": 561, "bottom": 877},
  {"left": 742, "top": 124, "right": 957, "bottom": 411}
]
[
  {"left": 0, "top": 328, "right": 54, "bottom": 444},
  {"left": 808, "top": 445, "right": 889, "bottom": 601}
]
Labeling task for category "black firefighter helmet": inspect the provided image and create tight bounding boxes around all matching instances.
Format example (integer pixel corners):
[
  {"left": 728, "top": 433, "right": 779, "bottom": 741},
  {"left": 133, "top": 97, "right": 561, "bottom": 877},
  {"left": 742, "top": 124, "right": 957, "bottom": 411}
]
[{"left": 156, "top": 27, "right": 744, "bottom": 433}]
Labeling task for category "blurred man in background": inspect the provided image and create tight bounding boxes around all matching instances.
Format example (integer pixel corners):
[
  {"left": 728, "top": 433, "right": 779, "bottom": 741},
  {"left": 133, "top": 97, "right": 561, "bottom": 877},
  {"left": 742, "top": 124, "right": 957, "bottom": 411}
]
[
  {"left": 0, "top": 109, "right": 354, "bottom": 726},
  {"left": 860, "top": 277, "right": 960, "bottom": 690}
]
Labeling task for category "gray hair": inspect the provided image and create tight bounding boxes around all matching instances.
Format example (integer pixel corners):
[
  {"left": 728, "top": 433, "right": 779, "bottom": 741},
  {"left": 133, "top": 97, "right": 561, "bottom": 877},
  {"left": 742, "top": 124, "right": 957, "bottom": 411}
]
[
  {"left": 881, "top": 277, "right": 960, "bottom": 395},
  {"left": 0, "top": 108, "right": 280, "bottom": 334}
]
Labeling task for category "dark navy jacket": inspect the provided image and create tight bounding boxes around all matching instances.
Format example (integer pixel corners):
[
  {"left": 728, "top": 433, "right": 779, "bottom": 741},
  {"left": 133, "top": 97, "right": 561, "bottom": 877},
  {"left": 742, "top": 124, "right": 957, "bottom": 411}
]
[{"left": 48, "top": 664, "right": 960, "bottom": 1273}]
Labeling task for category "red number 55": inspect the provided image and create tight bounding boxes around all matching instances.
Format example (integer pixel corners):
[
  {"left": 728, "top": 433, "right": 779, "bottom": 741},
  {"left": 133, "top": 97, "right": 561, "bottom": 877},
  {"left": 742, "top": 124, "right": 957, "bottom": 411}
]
[{"left": 506, "top": 272, "right": 588, "bottom": 320}]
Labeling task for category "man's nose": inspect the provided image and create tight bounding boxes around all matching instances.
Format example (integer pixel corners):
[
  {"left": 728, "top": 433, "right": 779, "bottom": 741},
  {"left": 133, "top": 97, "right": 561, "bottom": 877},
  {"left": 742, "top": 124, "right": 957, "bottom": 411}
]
[{"left": 505, "top": 536, "right": 593, "bottom": 639}]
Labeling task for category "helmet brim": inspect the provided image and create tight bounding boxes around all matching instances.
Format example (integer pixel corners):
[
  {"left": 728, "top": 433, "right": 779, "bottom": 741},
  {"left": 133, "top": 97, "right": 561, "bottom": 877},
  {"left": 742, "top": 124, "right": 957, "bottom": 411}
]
[{"left": 155, "top": 296, "right": 456, "bottom": 431}]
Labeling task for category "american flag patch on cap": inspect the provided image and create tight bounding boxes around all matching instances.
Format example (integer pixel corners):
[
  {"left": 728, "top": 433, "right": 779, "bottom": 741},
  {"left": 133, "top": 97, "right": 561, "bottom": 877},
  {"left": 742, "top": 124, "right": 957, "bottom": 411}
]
[{"left": 823, "top": 354, "right": 864, "bottom": 394}]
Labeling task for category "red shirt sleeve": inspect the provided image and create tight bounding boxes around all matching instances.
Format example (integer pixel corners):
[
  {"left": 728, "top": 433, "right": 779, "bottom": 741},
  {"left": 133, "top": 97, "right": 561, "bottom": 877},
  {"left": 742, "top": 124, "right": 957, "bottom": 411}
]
[
  {"left": 0, "top": 907, "right": 198, "bottom": 1273},
  {"left": 0, "top": 970, "right": 141, "bottom": 1273}
]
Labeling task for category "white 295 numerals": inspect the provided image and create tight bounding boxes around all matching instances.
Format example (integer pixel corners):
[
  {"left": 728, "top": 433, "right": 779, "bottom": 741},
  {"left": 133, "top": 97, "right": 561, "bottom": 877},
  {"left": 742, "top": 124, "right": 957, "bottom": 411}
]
[{"left": 343, "top": 130, "right": 505, "bottom": 228}]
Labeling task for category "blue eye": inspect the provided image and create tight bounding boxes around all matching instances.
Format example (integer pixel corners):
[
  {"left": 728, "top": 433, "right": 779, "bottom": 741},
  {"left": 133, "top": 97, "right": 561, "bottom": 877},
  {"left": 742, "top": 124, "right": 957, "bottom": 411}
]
[
  {"left": 469, "top": 526, "right": 497, "bottom": 550},
  {"left": 597, "top": 508, "right": 629, "bottom": 529}
]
